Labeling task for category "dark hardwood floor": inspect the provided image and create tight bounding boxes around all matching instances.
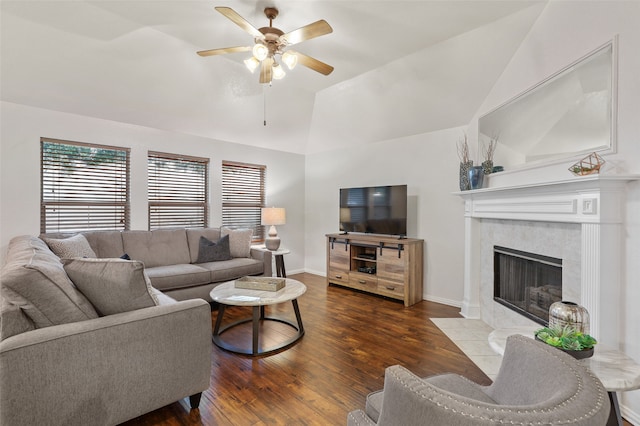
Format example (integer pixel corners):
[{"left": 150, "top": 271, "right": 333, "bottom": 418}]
[{"left": 121, "top": 273, "right": 631, "bottom": 425}]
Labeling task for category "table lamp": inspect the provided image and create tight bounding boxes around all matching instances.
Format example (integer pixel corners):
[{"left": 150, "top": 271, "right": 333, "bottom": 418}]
[{"left": 261, "top": 207, "right": 286, "bottom": 250}]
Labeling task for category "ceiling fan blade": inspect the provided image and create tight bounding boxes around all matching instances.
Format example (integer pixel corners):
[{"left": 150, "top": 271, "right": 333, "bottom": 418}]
[
  {"left": 259, "top": 57, "right": 274, "bottom": 84},
  {"left": 292, "top": 51, "right": 334, "bottom": 75},
  {"left": 197, "top": 46, "right": 252, "bottom": 57},
  {"left": 214, "top": 6, "right": 263, "bottom": 39},
  {"left": 281, "top": 20, "right": 333, "bottom": 45}
]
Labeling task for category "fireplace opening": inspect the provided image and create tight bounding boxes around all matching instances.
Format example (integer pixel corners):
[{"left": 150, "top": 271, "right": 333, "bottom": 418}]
[{"left": 493, "top": 246, "right": 562, "bottom": 325}]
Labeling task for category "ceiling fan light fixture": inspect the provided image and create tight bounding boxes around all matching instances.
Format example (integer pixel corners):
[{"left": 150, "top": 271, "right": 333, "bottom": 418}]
[
  {"left": 272, "top": 63, "right": 286, "bottom": 80},
  {"left": 244, "top": 57, "right": 260, "bottom": 73},
  {"left": 252, "top": 43, "right": 269, "bottom": 61},
  {"left": 282, "top": 51, "right": 298, "bottom": 70}
]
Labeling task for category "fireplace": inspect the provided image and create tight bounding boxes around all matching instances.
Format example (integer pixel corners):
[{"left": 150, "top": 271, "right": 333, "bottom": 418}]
[
  {"left": 493, "top": 246, "right": 562, "bottom": 325},
  {"left": 457, "top": 175, "right": 637, "bottom": 345}
]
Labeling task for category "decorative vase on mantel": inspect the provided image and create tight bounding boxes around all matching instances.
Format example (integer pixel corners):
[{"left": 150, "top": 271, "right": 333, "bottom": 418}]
[
  {"left": 482, "top": 160, "right": 493, "bottom": 175},
  {"left": 468, "top": 166, "right": 484, "bottom": 190},
  {"left": 459, "top": 161, "right": 473, "bottom": 191}
]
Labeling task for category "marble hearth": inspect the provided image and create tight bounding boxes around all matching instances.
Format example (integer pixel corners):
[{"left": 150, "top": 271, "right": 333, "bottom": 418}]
[{"left": 456, "top": 175, "right": 638, "bottom": 347}]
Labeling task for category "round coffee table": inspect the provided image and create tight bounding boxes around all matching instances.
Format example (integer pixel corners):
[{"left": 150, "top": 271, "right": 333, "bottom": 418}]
[{"left": 210, "top": 278, "right": 306, "bottom": 356}]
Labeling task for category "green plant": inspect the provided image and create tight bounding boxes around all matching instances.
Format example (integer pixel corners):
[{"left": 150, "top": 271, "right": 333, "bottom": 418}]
[{"left": 534, "top": 325, "right": 597, "bottom": 351}]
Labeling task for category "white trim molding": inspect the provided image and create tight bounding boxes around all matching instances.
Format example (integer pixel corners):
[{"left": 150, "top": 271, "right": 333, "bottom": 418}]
[{"left": 455, "top": 175, "right": 639, "bottom": 346}]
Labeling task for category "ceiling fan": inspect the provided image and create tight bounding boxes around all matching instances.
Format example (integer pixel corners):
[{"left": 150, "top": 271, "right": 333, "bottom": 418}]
[{"left": 197, "top": 6, "right": 334, "bottom": 84}]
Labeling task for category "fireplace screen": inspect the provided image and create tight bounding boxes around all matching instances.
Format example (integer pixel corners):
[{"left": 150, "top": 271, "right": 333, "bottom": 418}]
[{"left": 493, "top": 246, "right": 562, "bottom": 325}]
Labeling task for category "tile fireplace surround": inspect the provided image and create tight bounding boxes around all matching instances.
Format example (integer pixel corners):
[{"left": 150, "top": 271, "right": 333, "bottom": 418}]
[{"left": 456, "top": 175, "right": 639, "bottom": 348}]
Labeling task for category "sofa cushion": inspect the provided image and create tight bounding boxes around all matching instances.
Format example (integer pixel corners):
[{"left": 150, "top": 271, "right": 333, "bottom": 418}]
[
  {"left": 365, "top": 390, "right": 384, "bottom": 423},
  {"left": 200, "top": 257, "right": 264, "bottom": 282},
  {"left": 196, "top": 235, "right": 232, "bottom": 263},
  {"left": 121, "top": 229, "right": 190, "bottom": 268},
  {"left": 42, "top": 234, "right": 97, "bottom": 259},
  {"left": 186, "top": 228, "right": 222, "bottom": 263},
  {"left": 63, "top": 258, "right": 159, "bottom": 316},
  {"left": 0, "top": 295, "right": 35, "bottom": 341},
  {"left": 221, "top": 227, "right": 253, "bottom": 258},
  {"left": 144, "top": 264, "right": 211, "bottom": 291},
  {"left": 82, "top": 231, "right": 125, "bottom": 258},
  {"left": 1, "top": 236, "right": 99, "bottom": 328}
]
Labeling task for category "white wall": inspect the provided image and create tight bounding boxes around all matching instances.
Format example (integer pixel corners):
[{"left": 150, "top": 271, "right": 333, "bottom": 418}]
[
  {"left": 0, "top": 102, "right": 307, "bottom": 272},
  {"left": 304, "top": 126, "right": 467, "bottom": 307},
  {"left": 466, "top": 2, "right": 640, "bottom": 422}
]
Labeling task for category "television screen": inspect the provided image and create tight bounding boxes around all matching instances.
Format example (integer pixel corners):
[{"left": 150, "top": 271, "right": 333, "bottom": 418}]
[{"left": 339, "top": 185, "right": 407, "bottom": 236}]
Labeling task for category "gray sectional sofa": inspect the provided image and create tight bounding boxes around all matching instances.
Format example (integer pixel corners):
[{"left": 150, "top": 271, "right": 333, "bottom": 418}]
[
  {"left": 43, "top": 227, "right": 273, "bottom": 301},
  {"left": 0, "top": 227, "right": 271, "bottom": 425}
]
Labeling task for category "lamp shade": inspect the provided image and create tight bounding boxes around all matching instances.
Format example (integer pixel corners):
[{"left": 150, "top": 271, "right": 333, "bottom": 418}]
[
  {"left": 272, "top": 63, "right": 286, "bottom": 80},
  {"left": 252, "top": 43, "right": 269, "bottom": 61},
  {"left": 261, "top": 207, "right": 286, "bottom": 226},
  {"left": 244, "top": 57, "right": 260, "bottom": 73},
  {"left": 282, "top": 51, "right": 297, "bottom": 70}
]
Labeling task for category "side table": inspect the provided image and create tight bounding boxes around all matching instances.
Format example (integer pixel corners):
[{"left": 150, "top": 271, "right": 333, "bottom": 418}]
[
  {"left": 489, "top": 327, "right": 640, "bottom": 426},
  {"left": 268, "top": 248, "right": 290, "bottom": 278}
]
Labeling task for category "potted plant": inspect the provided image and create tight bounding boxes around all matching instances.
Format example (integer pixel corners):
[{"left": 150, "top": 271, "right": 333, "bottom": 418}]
[{"left": 534, "top": 325, "right": 597, "bottom": 359}]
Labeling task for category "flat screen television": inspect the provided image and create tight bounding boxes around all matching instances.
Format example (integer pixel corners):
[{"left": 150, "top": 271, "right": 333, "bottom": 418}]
[{"left": 339, "top": 185, "right": 407, "bottom": 236}]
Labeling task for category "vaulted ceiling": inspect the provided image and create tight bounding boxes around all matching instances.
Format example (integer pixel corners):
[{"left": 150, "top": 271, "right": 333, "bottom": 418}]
[{"left": 0, "top": 1, "right": 546, "bottom": 154}]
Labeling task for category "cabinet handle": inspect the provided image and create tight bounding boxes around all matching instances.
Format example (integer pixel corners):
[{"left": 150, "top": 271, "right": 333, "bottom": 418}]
[
  {"left": 358, "top": 280, "right": 366, "bottom": 284},
  {"left": 386, "top": 286, "right": 396, "bottom": 290},
  {"left": 335, "top": 275, "right": 342, "bottom": 279}
]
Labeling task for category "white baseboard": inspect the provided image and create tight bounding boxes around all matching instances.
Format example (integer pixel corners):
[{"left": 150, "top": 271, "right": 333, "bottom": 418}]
[
  {"left": 622, "top": 403, "right": 640, "bottom": 425},
  {"left": 303, "top": 268, "right": 326, "bottom": 277},
  {"left": 424, "top": 295, "right": 462, "bottom": 308}
]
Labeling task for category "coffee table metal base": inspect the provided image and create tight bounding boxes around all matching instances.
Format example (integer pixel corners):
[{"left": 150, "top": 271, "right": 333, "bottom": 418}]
[{"left": 213, "top": 300, "right": 304, "bottom": 356}]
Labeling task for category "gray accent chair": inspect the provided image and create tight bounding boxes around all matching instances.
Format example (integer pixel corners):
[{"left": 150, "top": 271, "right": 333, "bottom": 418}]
[{"left": 348, "top": 334, "right": 610, "bottom": 425}]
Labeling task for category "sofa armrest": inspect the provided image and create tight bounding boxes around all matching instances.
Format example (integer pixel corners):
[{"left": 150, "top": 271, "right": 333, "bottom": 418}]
[
  {"left": 251, "top": 247, "right": 273, "bottom": 277},
  {"left": 0, "top": 299, "right": 212, "bottom": 426}
]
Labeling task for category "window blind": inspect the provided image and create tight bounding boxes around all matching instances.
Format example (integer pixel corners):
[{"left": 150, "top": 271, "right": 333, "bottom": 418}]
[
  {"left": 222, "top": 161, "right": 266, "bottom": 242},
  {"left": 41, "top": 138, "right": 130, "bottom": 233},
  {"left": 148, "top": 151, "right": 209, "bottom": 230}
]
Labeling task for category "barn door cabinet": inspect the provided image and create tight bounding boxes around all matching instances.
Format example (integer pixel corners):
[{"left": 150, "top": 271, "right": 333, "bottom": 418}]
[{"left": 326, "top": 233, "right": 424, "bottom": 307}]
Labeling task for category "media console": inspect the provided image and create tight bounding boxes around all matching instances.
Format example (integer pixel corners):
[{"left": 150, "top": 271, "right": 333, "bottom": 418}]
[{"left": 325, "top": 233, "right": 424, "bottom": 307}]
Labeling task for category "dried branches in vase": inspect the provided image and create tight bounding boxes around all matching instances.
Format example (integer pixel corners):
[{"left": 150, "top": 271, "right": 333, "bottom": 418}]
[
  {"left": 482, "top": 136, "right": 498, "bottom": 175},
  {"left": 457, "top": 133, "right": 473, "bottom": 191}
]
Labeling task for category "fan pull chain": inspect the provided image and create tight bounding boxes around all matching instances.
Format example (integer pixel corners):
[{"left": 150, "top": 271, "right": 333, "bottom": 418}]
[{"left": 263, "top": 86, "right": 267, "bottom": 126}]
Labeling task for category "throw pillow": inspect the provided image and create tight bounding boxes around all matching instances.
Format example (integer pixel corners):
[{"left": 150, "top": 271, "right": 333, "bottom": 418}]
[
  {"left": 196, "top": 235, "right": 232, "bottom": 263},
  {"left": 63, "top": 258, "right": 159, "bottom": 316},
  {"left": 221, "top": 228, "right": 253, "bottom": 258},
  {"left": 43, "top": 234, "right": 97, "bottom": 259},
  {"left": 1, "top": 236, "right": 99, "bottom": 328}
]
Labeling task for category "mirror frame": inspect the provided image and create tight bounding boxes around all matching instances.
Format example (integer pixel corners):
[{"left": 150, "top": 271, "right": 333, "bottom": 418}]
[{"left": 479, "top": 37, "right": 618, "bottom": 170}]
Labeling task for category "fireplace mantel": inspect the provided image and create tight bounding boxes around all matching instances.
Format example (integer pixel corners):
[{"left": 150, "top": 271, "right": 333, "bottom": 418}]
[
  {"left": 454, "top": 174, "right": 639, "bottom": 224},
  {"left": 454, "top": 174, "right": 639, "bottom": 347}
]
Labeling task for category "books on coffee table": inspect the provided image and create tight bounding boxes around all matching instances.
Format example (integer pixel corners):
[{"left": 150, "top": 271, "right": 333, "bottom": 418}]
[{"left": 234, "top": 276, "right": 286, "bottom": 291}]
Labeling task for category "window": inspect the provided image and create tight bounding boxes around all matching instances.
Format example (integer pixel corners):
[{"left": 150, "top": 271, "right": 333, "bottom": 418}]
[
  {"left": 148, "top": 151, "right": 209, "bottom": 230},
  {"left": 41, "top": 138, "right": 130, "bottom": 233},
  {"left": 221, "top": 161, "right": 266, "bottom": 242}
]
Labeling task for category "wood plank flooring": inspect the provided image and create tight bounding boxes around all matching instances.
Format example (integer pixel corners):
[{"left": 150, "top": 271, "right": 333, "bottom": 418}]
[{"left": 121, "top": 273, "right": 631, "bottom": 425}]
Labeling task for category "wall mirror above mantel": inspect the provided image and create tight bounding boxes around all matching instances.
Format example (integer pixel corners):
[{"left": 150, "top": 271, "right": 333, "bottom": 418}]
[{"left": 479, "top": 38, "right": 617, "bottom": 170}]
